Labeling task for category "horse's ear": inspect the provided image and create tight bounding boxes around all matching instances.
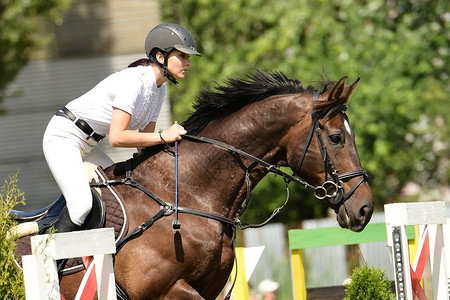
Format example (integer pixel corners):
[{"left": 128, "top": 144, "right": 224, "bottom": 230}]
[
  {"left": 341, "top": 77, "right": 360, "bottom": 104},
  {"left": 327, "top": 76, "right": 348, "bottom": 102}
]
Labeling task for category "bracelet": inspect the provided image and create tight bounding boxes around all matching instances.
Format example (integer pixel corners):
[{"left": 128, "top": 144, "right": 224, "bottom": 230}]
[{"left": 159, "top": 129, "right": 168, "bottom": 144}]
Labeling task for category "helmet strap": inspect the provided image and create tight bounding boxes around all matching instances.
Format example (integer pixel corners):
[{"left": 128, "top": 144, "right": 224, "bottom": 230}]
[
  {"left": 163, "top": 52, "right": 179, "bottom": 85},
  {"left": 149, "top": 52, "right": 178, "bottom": 85}
]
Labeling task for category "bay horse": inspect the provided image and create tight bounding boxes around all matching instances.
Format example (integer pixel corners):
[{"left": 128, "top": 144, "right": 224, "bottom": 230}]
[{"left": 30, "top": 70, "right": 374, "bottom": 299}]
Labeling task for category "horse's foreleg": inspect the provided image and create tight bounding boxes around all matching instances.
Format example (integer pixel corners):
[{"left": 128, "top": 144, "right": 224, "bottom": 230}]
[{"left": 163, "top": 280, "right": 205, "bottom": 300}]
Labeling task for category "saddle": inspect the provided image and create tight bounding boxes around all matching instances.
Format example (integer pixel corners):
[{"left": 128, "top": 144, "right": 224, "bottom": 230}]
[
  {"left": 14, "top": 167, "right": 128, "bottom": 275},
  {"left": 11, "top": 190, "right": 106, "bottom": 232}
]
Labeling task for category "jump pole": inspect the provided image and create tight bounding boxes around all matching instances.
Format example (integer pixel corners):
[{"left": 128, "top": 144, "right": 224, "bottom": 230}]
[
  {"left": 288, "top": 222, "right": 416, "bottom": 300},
  {"left": 385, "top": 201, "right": 449, "bottom": 300},
  {"left": 22, "top": 227, "right": 116, "bottom": 300}
]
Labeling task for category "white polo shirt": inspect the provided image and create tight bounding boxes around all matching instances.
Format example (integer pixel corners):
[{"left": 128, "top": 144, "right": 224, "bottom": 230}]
[{"left": 66, "top": 65, "right": 166, "bottom": 136}]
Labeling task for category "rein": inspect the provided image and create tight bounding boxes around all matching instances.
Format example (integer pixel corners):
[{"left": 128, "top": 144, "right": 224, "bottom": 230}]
[{"left": 183, "top": 134, "right": 318, "bottom": 192}]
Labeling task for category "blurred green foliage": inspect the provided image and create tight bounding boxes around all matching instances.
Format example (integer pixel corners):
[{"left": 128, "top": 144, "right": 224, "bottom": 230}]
[
  {"left": 161, "top": 0, "right": 449, "bottom": 226},
  {"left": 0, "top": 0, "right": 71, "bottom": 111},
  {"left": 0, "top": 172, "right": 26, "bottom": 299}
]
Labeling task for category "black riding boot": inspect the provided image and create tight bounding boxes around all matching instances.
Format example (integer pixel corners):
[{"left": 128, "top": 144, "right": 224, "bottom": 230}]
[
  {"left": 52, "top": 206, "right": 83, "bottom": 233},
  {"left": 52, "top": 206, "right": 83, "bottom": 273}
]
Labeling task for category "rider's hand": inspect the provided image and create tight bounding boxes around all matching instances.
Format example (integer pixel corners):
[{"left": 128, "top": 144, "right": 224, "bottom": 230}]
[{"left": 160, "top": 123, "right": 187, "bottom": 143}]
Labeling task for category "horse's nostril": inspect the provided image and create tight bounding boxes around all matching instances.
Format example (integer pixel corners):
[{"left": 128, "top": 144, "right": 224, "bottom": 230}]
[
  {"left": 359, "top": 204, "right": 373, "bottom": 221},
  {"left": 360, "top": 205, "right": 368, "bottom": 216}
]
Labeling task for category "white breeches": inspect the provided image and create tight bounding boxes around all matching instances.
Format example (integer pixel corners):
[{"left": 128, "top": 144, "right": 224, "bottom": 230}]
[{"left": 42, "top": 116, "right": 114, "bottom": 225}]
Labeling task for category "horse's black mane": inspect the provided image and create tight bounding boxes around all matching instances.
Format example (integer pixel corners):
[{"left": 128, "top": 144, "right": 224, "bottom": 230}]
[{"left": 182, "top": 70, "right": 324, "bottom": 135}]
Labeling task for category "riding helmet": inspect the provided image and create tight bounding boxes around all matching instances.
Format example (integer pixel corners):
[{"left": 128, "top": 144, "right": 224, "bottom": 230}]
[{"left": 145, "top": 23, "right": 201, "bottom": 57}]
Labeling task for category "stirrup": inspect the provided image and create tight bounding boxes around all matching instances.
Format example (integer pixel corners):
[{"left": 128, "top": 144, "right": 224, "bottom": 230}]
[{"left": 52, "top": 207, "right": 83, "bottom": 233}]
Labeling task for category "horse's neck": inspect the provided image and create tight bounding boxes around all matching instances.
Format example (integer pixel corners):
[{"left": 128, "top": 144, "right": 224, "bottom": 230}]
[{"left": 180, "top": 95, "right": 310, "bottom": 214}]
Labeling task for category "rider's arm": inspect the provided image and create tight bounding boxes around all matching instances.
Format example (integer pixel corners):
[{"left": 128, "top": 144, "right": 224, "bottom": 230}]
[{"left": 108, "top": 107, "right": 186, "bottom": 148}]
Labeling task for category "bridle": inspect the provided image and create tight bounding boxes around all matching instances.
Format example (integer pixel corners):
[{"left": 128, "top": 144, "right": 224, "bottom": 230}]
[{"left": 291, "top": 91, "right": 368, "bottom": 210}]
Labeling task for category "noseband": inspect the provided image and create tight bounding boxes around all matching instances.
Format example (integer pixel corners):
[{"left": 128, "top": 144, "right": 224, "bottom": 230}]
[{"left": 293, "top": 91, "right": 368, "bottom": 210}]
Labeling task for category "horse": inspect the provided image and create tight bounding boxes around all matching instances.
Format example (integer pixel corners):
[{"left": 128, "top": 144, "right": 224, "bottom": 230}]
[{"left": 17, "top": 70, "right": 373, "bottom": 299}]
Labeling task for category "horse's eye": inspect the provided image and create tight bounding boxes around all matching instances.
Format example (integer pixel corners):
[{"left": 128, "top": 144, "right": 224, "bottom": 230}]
[{"left": 329, "top": 134, "right": 342, "bottom": 144}]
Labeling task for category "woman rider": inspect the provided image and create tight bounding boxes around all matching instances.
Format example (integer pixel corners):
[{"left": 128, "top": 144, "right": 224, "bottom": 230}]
[{"left": 42, "top": 23, "right": 201, "bottom": 233}]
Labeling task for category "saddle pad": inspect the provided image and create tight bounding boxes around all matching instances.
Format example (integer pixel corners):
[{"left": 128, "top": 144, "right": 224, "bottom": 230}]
[
  {"left": 96, "top": 166, "right": 129, "bottom": 243},
  {"left": 15, "top": 167, "right": 128, "bottom": 275}
]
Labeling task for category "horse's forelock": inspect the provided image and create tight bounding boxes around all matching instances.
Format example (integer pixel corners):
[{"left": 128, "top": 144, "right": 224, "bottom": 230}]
[{"left": 313, "top": 98, "right": 347, "bottom": 119}]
